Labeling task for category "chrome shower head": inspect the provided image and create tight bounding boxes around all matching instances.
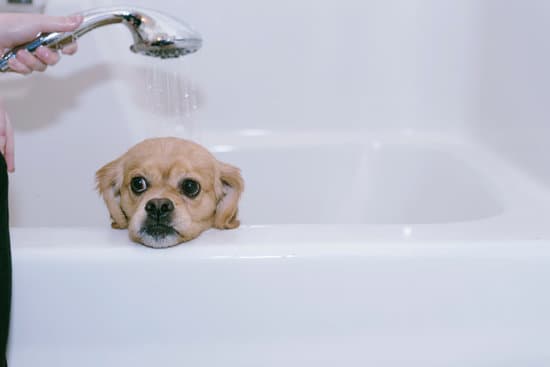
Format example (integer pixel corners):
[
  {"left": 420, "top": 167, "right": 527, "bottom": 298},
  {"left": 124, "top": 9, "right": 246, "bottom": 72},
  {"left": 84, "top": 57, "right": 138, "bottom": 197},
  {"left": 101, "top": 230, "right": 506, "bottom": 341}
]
[
  {"left": 99, "top": 7, "right": 203, "bottom": 59},
  {"left": 0, "top": 6, "right": 202, "bottom": 72}
]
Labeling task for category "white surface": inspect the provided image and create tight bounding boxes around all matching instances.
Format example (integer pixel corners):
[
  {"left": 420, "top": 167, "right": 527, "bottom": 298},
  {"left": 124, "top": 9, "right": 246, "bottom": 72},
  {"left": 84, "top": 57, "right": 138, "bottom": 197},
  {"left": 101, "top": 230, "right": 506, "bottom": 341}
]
[
  {"left": 8, "top": 227, "right": 550, "bottom": 366},
  {"left": 2, "top": 0, "right": 550, "bottom": 365}
]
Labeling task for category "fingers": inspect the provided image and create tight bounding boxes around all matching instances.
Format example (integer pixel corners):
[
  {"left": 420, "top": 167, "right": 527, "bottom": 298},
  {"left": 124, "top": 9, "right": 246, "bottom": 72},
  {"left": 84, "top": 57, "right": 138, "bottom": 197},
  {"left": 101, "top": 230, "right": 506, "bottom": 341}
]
[
  {"left": 0, "top": 106, "right": 15, "bottom": 173},
  {"left": 4, "top": 114, "right": 14, "bottom": 173},
  {"left": 16, "top": 49, "right": 47, "bottom": 72},
  {"left": 7, "top": 56, "right": 31, "bottom": 74},
  {"left": 61, "top": 42, "right": 78, "bottom": 55},
  {"left": 10, "top": 43, "right": 77, "bottom": 74},
  {"left": 4, "top": 13, "right": 83, "bottom": 75},
  {"left": 35, "top": 46, "right": 60, "bottom": 65}
]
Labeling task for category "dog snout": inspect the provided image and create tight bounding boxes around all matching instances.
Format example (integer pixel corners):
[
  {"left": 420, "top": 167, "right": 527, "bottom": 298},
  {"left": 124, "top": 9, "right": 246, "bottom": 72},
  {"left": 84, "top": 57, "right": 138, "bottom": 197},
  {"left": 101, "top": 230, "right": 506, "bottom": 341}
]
[{"left": 145, "top": 198, "right": 174, "bottom": 220}]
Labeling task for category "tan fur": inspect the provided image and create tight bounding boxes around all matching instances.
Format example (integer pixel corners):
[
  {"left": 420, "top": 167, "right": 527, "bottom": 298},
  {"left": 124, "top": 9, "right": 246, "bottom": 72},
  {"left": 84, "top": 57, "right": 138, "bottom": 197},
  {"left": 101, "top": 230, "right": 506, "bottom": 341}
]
[{"left": 96, "top": 137, "right": 244, "bottom": 248}]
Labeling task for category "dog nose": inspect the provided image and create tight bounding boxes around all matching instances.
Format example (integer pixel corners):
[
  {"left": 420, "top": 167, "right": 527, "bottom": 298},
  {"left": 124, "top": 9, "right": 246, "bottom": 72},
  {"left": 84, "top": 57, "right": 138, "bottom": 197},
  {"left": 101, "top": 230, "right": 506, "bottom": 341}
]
[{"left": 145, "top": 198, "right": 174, "bottom": 219}]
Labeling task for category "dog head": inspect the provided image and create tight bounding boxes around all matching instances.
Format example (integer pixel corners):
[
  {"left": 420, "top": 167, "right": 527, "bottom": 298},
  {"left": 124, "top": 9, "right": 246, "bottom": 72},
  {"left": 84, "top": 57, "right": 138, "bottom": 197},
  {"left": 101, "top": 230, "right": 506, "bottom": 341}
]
[{"left": 96, "top": 137, "right": 244, "bottom": 248}]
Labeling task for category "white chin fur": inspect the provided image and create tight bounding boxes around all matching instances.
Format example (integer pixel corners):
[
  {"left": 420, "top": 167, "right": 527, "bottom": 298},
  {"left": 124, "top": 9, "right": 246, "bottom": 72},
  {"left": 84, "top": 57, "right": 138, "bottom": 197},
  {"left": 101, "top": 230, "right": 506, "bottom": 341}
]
[{"left": 138, "top": 233, "right": 181, "bottom": 249}]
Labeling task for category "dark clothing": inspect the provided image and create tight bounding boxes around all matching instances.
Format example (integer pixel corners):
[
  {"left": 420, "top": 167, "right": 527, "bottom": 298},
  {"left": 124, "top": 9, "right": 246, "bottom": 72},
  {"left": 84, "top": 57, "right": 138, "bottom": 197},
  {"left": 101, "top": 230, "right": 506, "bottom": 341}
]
[{"left": 0, "top": 155, "right": 11, "bottom": 367}]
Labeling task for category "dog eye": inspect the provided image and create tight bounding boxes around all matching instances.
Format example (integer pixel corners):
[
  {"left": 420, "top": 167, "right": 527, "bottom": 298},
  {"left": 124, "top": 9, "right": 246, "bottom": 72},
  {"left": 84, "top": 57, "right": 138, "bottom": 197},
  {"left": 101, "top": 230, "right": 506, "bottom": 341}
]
[
  {"left": 181, "top": 179, "right": 201, "bottom": 198},
  {"left": 130, "top": 176, "right": 148, "bottom": 194}
]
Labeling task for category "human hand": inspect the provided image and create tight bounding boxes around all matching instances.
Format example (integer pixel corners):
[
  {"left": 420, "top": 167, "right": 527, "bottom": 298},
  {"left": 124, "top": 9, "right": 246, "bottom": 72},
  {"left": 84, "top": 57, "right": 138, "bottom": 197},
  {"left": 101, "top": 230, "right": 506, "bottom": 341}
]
[
  {"left": 0, "top": 13, "right": 83, "bottom": 75},
  {"left": 0, "top": 99, "right": 14, "bottom": 172}
]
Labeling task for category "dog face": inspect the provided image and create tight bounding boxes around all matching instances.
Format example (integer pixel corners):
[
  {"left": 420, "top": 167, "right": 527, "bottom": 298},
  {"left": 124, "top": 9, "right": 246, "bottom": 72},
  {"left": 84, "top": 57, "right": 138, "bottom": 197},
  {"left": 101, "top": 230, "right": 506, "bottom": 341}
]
[{"left": 96, "top": 137, "right": 244, "bottom": 248}]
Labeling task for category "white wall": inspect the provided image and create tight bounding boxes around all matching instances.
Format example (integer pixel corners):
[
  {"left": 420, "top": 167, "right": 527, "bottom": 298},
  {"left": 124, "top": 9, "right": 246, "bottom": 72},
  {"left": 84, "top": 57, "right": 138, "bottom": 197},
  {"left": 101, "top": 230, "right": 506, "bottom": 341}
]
[
  {"left": 37, "top": 0, "right": 482, "bottom": 132},
  {"left": 473, "top": 0, "right": 550, "bottom": 189}
]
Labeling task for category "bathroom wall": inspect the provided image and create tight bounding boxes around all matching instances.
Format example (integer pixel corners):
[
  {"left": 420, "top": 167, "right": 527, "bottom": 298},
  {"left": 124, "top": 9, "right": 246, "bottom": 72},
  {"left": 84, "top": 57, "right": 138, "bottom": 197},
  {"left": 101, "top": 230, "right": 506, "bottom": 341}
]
[
  {"left": 473, "top": 0, "right": 550, "bottom": 189},
  {"left": 1, "top": 0, "right": 486, "bottom": 138},
  {"left": 83, "top": 0, "right": 482, "bottom": 132}
]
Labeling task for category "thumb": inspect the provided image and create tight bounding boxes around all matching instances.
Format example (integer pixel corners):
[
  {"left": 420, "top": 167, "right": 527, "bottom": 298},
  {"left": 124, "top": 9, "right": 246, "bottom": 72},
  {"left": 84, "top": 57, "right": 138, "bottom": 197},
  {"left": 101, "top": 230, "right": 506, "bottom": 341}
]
[
  {"left": 0, "top": 13, "right": 83, "bottom": 50},
  {"left": 35, "top": 14, "right": 83, "bottom": 33}
]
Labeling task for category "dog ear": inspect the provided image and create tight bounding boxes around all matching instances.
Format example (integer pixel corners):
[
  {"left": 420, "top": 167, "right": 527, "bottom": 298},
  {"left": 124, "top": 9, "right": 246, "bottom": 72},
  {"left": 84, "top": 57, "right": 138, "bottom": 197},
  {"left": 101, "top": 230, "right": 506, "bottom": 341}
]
[
  {"left": 96, "top": 158, "right": 128, "bottom": 229},
  {"left": 214, "top": 161, "right": 244, "bottom": 229}
]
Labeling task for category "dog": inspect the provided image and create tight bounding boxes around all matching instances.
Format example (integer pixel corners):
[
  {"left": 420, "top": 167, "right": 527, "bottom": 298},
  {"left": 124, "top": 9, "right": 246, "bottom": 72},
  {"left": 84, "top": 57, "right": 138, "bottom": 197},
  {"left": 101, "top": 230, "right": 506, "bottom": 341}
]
[{"left": 96, "top": 137, "right": 244, "bottom": 248}]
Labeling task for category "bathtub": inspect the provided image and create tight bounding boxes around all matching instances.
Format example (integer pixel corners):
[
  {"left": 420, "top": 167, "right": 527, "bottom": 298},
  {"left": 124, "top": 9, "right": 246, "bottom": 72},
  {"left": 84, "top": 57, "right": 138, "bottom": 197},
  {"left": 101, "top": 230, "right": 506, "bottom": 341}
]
[{"left": 3, "top": 0, "right": 550, "bottom": 365}]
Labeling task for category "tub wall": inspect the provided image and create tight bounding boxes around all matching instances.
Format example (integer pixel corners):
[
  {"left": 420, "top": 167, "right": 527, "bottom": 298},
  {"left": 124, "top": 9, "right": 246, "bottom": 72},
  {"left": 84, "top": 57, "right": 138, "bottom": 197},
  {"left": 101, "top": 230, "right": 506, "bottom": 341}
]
[{"left": 473, "top": 0, "right": 550, "bottom": 189}]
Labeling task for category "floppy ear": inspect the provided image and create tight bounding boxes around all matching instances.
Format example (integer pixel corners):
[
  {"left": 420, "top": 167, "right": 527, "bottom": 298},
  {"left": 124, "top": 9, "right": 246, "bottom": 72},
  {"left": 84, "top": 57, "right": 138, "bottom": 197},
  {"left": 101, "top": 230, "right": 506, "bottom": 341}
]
[
  {"left": 214, "top": 161, "right": 244, "bottom": 229},
  {"left": 95, "top": 158, "right": 128, "bottom": 229}
]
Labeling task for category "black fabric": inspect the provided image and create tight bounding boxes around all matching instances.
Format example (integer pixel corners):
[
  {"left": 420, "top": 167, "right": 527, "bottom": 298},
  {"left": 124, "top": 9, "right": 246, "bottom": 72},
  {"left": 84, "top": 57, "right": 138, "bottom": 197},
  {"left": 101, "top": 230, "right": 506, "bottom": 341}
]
[{"left": 0, "top": 155, "right": 11, "bottom": 367}]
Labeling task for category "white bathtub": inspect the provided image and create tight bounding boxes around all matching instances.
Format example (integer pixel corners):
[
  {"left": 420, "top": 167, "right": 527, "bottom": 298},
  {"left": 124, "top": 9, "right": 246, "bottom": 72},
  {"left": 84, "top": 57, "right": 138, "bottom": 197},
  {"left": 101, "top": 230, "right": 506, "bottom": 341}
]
[{"left": 3, "top": 0, "right": 550, "bottom": 365}]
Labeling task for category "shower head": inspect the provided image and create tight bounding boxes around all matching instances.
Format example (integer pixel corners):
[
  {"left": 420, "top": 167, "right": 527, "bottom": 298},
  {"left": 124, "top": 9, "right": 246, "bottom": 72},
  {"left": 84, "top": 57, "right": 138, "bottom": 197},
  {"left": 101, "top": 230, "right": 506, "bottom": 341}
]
[{"left": 0, "top": 6, "right": 202, "bottom": 72}]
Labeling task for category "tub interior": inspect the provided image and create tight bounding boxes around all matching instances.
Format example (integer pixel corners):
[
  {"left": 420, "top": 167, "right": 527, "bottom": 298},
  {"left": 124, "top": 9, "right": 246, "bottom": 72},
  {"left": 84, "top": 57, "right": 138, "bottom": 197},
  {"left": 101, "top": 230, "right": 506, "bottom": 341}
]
[
  {"left": 7, "top": 141, "right": 503, "bottom": 227},
  {"left": 224, "top": 145, "right": 503, "bottom": 225}
]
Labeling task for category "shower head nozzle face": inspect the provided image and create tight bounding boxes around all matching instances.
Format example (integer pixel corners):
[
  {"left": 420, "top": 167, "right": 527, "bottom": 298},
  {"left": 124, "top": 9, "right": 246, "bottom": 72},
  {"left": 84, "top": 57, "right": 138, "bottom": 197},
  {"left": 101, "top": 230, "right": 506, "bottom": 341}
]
[
  {"left": 130, "top": 38, "right": 202, "bottom": 59},
  {"left": 144, "top": 47, "right": 189, "bottom": 59}
]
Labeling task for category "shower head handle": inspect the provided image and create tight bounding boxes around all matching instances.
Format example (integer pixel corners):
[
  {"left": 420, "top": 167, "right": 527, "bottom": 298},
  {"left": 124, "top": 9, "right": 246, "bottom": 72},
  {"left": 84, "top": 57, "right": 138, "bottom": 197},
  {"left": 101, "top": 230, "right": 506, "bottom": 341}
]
[{"left": 0, "top": 6, "right": 202, "bottom": 72}]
